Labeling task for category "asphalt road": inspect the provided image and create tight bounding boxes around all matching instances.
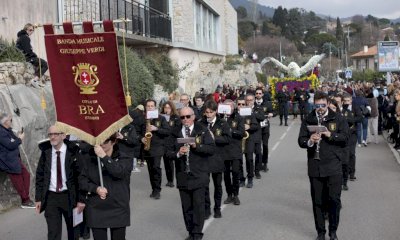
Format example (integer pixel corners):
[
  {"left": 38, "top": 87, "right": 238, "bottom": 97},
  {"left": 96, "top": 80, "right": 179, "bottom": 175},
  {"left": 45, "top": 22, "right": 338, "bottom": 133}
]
[{"left": 0, "top": 117, "right": 399, "bottom": 240}]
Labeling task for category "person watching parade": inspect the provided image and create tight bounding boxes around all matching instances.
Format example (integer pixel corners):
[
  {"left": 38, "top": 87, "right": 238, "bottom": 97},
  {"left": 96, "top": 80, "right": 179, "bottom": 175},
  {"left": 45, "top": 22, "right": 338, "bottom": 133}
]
[
  {"left": 16, "top": 23, "right": 48, "bottom": 88},
  {"left": 0, "top": 112, "right": 34, "bottom": 209},
  {"left": 298, "top": 91, "right": 349, "bottom": 240}
]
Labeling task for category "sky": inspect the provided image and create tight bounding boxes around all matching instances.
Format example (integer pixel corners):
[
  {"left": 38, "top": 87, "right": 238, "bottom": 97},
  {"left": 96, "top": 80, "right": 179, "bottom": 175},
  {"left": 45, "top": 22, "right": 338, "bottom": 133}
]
[{"left": 259, "top": 0, "right": 400, "bottom": 19}]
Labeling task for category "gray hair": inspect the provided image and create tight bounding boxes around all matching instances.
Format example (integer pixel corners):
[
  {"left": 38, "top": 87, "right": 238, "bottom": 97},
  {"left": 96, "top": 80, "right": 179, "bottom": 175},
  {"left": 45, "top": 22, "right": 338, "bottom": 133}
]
[{"left": 0, "top": 112, "right": 10, "bottom": 124}]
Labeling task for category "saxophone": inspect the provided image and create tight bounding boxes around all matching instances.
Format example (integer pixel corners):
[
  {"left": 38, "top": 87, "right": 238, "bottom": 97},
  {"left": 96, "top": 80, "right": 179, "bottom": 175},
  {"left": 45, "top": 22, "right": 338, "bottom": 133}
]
[{"left": 144, "top": 119, "right": 153, "bottom": 151}]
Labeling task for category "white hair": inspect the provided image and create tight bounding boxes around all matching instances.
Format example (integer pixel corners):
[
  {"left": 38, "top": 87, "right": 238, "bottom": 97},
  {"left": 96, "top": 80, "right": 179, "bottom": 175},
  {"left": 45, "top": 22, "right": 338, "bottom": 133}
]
[{"left": 0, "top": 112, "right": 10, "bottom": 124}]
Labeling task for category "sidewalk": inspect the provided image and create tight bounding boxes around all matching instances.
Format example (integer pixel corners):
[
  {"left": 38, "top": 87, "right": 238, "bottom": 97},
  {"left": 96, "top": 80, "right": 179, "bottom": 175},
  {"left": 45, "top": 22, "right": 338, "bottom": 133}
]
[{"left": 382, "top": 131, "right": 400, "bottom": 165}]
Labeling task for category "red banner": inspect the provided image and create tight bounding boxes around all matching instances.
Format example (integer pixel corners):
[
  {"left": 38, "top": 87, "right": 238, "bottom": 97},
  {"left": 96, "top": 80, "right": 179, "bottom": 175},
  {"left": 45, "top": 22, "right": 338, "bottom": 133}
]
[{"left": 44, "top": 21, "right": 132, "bottom": 145}]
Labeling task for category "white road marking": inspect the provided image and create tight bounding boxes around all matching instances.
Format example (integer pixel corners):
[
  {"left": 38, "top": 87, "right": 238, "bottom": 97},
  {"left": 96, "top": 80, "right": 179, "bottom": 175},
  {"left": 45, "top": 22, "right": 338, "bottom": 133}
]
[{"left": 203, "top": 120, "right": 293, "bottom": 232}]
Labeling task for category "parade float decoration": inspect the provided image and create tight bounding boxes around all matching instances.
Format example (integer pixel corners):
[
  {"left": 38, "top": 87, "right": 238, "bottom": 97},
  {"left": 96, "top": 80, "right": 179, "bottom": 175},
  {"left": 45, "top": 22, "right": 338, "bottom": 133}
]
[{"left": 260, "top": 54, "right": 325, "bottom": 108}]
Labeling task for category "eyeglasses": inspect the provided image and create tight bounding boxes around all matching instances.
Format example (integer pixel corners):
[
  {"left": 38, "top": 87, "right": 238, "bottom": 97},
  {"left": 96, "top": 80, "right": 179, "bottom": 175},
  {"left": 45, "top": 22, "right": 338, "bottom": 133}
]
[
  {"left": 180, "top": 115, "right": 192, "bottom": 120},
  {"left": 315, "top": 104, "right": 327, "bottom": 108},
  {"left": 47, "top": 132, "right": 63, "bottom": 137},
  {"left": 256, "top": 92, "right": 263, "bottom": 95},
  {"left": 237, "top": 103, "right": 245, "bottom": 106}
]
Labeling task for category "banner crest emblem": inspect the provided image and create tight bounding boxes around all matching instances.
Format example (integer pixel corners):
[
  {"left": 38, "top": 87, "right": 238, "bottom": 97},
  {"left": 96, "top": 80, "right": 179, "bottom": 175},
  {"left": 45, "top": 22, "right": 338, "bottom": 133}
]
[{"left": 73, "top": 63, "right": 100, "bottom": 94}]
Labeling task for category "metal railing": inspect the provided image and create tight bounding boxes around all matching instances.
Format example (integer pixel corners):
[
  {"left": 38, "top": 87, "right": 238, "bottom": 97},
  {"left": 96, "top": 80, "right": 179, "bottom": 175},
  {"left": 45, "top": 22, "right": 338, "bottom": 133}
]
[{"left": 63, "top": 0, "right": 172, "bottom": 41}]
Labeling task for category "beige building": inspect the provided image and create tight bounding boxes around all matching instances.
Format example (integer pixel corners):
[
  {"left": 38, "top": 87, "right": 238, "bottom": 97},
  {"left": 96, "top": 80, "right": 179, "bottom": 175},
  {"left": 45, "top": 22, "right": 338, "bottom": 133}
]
[
  {"left": 350, "top": 45, "right": 378, "bottom": 71},
  {"left": 1, "top": 0, "right": 238, "bottom": 94}
]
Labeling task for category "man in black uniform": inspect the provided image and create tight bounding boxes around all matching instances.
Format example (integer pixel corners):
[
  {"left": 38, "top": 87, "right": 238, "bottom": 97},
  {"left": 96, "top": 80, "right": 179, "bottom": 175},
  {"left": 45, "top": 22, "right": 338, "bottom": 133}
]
[
  {"left": 298, "top": 92, "right": 349, "bottom": 240},
  {"left": 141, "top": 99, "right": 170, "bottom": 199},
  {"left": 296, "top": 86, "right": 311, "bottom": 121},
  {"left": 222, "top": 99, "right": 245, "bottom": 205},
  {"left": 201, "top": 100, "right": 231, "bottom": 219},
  {"left": 167, "top": 107, "right": 215, "bottom": 240},
  {"left": 341, "top": 93, "right": 362, "bottom": 183},
  {"left": 254, "top": 88, "right": 273, "bottom": 172},
  {"left": 245, "top": 93, "right": 265, "bottom": 181},
  {"left": 276, "top": 85, "right": 290, "bottom": 126},
  {"left": 193, "top": 96, "right": 205, "bottom": 121}
]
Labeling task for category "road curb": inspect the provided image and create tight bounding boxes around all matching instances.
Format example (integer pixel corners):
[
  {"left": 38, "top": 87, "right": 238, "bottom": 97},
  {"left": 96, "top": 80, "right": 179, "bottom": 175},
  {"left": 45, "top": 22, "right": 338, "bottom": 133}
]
[{"left": 382, "top": 131, "right": 400, "bottom": 165}]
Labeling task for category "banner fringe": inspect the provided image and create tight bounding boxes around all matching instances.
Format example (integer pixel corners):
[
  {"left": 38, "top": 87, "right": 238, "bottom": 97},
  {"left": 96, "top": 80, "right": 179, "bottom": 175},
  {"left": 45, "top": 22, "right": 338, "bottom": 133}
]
[{"left": 55, "top": 115, "right": 132, "bottom": 145}]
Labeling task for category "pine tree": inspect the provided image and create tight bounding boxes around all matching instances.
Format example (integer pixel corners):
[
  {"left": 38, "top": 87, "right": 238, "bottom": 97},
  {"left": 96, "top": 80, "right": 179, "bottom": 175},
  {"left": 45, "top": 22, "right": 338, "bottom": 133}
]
[{"left": 336, "top": 17, "right": 344, "bottom": 42}]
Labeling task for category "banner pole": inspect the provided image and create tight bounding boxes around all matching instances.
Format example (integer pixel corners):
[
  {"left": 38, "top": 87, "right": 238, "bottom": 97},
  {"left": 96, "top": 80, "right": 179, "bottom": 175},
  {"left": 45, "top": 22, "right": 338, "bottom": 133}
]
[{"left": 97, "top": 156, "right": 104, "bottom": 187}]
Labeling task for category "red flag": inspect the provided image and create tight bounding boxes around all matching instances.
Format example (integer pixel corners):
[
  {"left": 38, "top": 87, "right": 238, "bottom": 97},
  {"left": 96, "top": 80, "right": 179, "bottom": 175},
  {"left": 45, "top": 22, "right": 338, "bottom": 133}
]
[{"left": 44, "top": 21, "right": 132, "bottom": 145}]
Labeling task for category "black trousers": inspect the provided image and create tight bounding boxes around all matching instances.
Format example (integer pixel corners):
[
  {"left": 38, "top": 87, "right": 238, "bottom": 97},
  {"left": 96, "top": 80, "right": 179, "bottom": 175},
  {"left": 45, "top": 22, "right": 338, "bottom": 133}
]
[
  {"left": 224, "top": 159, "right": 241, "bottom": 196},
  {"left": 260, "top": 131, "right": 270, "bottom": 165},
  {"left": 29, "top": 57, "right": 48, "bottom": 77},
  {"left": 92, "top": 227, "right": 126, "bottom": 240},
  {"left": 279, "top": 102, "right": 289, "bottom": 121},
  {"left": 299, "top": 103, "right": 307, "bottom": 120},
  {"left": 146, "top": 156, "right": 162, "bottom": 192},
  {"left": 44, "top": 191, "right": 76, "bottom": 240},
  {"left": 179, "top": 187, "right": 205, "bottom": 239},
  {"left": 163, "top": 155, "right": 174, "bottom": 183},
  {"left": 348, "top": 134, "right": 357, "bottom": 177},
  {"left": 309, "top": 174, "right": 342, "bottom": 235},
  {"left": 245, "top": 141, "right": 261, "bottom": 179},
  {"left": 205, "top": 172, "right": 223, "bottom": 211}
]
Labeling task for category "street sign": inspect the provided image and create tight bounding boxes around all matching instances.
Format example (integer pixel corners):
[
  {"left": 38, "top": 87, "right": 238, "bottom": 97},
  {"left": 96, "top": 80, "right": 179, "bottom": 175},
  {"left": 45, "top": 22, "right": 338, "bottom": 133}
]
[{"left": 345, "top": 69, "right": 352, "bottom": 79}]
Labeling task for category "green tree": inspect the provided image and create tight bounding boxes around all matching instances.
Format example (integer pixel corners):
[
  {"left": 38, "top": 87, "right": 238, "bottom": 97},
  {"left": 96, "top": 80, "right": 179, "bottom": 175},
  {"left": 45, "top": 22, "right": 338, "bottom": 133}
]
[
  {"left": 321, "top": 42, "right": 338, "bottom": 56},
  {"left": 0, "top": 38, "right": 25, "bottom": 63},
  {"left": 119, "top": 46, "right": 154, "bottom": 106},
  {"left": 384, "top": 34, "right": 390, "bottom": 41},
  {"left": 379, "top": 18, "right": 391, "bottom": 25},
  {"left": 306, "top": 33, "right": 338, "bottom": 50},
  {"left": 336, "top": 17, "right": 344, "bottom": 41},
  {"left": 238, "top": 21, "right": 256, "bottom": 40},
  {"left": 236, "top": 6, "right": 247, "bottom": 19},
  {"left": 272, "top": 6, "right": 288, "bottom": 34},
  {"left": 262, "top": 21, "right": 281, "bottom": 36},
  {"left": 284, "top": 8, "right": 304, "bottom": 42}
]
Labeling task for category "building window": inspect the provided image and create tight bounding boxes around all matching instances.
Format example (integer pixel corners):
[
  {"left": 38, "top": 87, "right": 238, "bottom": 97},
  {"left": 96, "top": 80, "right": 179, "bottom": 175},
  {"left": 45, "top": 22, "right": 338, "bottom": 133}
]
[{"left": 193, "top": 0, "right": 219, "bottom": 51}]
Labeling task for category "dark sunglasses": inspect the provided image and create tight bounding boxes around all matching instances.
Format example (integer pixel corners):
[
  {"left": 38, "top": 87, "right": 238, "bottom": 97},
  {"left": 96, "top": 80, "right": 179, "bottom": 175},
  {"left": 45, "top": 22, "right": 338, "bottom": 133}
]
[
  {"left": 237, "top": 103, "right": 245, "bottom": 106},
  {"left": 256, "top": 92, "right": 263, "bottom": 95},
  {"left": 47, "top": 132, "right": 63, "bottom": 137},
  {"left": 315, "top": 104, "right": 327, "bottom": 108},
  {"left": 180, "top": 115, "right": 192, "bottom": 120}
]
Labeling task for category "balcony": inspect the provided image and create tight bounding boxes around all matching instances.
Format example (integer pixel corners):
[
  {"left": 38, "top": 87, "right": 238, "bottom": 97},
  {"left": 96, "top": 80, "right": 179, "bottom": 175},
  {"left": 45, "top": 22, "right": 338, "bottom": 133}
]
[{"left": 61, "top": 0, "right": 172, "bottom": 45}]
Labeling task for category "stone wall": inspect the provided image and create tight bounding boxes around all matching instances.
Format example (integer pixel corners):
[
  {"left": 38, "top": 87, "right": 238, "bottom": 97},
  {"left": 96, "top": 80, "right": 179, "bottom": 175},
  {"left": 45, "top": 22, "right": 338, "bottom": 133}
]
[{"left": 0, "top": 62, "right": 55, "bottom": 211}]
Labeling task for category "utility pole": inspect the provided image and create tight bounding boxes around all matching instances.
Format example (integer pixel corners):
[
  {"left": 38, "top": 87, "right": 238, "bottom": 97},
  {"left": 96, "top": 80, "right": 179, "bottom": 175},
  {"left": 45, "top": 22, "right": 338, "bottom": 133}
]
[{"left": 251, "top": 0, "right": 258, "bottom": 23}]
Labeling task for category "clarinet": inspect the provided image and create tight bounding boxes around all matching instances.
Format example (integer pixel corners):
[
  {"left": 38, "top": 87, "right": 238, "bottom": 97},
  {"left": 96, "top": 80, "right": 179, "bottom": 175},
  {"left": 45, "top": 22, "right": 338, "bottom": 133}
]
[
  {"left": 184, "top": 126, "right": 191, "bottom": 173},
  {"left": 314, "top": 112, "right": 323, "bottom": 160}
]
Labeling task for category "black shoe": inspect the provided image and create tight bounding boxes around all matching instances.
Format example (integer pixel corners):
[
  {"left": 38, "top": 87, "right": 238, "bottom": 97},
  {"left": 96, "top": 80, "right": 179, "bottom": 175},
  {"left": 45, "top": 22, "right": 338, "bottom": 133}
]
[
  {"left": 204, "top": 211, "right": 211, "bottom": 220},
  {"left": 255, "top": 172, "right": 261, "bottom": 179},
  {"left": 349, "top": 175, "right": 356, "bottom": 181},
  {"left": 21, "top": 200, "right": 35, "bottom": 209},
  {"left": 233, "top": 195, "right": 241, "bottom": 205},
  {"left": 239, "top": 181, "right": 245, "bottom": 187},
  {"left": 185, "top": 235, "right": 193, "bottom": 240},
  {"left": 280, "top": 122, "right": 283, "bottom": 126},
  {"left": 166, "top": 181, "right": 175, "bottom": 187},
  {"left": 261, "top": 164, "right": 269, "bottom": 172},
  {"left": 214, "top": 209, "right": 222, "bottom": 218},
  {"left": 152, "top": 191, "right": 160, "bottom": 200},
  {"left": 315, "top": 233, "right": 326, "bottom": 240},
  {"left": 285, "top": 122, "right": 288, "bottom": 126},
  {"left": 329, "top": 232, "right": 338, "bottom": 240},
  {"left": 246, "top": 179, "right": 253, "bottom": 188},
  {"left": 82, "top": 234, "right": 90, "bottom": 240},
  {"left": 224, "top": 195, "right": 234, "bottom": 204},
  {"left": 150, "top": 191, "right": 155, "bottom": 198},
  {"left": 342, "top": 184, "right": 349, "bottom": 191}
]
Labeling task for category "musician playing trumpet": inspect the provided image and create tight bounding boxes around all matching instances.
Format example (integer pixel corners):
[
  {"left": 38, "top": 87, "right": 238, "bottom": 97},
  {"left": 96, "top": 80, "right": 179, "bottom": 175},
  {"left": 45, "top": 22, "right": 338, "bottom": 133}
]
[{"left": 298, "top": 92, "right": 349, "bottom": 240}]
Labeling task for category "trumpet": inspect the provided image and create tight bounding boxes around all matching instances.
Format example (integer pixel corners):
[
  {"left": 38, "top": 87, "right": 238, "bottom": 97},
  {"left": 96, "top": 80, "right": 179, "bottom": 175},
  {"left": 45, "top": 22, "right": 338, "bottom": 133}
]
[
  {"left": 241, "top": 131, "right": 249, "bottom": 152},
  {"left": 144, "top": 119, "right": 153, "bottom": 151}
]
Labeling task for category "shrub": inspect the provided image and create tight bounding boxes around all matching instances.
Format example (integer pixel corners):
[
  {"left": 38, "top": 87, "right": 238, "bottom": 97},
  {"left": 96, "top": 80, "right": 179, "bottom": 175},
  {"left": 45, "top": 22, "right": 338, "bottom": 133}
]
[
  {"left": 0, "top": 37, "right": 25, "bottom": 63},
  {"left": 119, "top": 46, "right": 154, "bottom": 107},
  {"left": 256, "top": 72, "right": 268, "bottom": 85},
  {"left": 143, "top": 53, "right": 179, "bottom": 93}
]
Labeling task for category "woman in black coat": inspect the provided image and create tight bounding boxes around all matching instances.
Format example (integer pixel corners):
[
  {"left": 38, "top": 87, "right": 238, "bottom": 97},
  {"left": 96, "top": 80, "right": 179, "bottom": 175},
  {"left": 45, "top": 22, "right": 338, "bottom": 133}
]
[{"left": 79, "top": 133, "right": 132, "bottom": 240}]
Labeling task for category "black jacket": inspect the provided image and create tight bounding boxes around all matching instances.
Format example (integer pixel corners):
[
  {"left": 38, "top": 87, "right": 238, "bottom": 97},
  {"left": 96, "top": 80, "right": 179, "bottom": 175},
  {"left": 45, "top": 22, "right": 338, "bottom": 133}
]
[
  {"left": 118, "top": 123, "right": 140, "bottom": 158},
  {"left": 16, "top": 30, "right": 37, "bottom": 60},
  {"left": 341, "top": 105, "right": 363, "bottom": 135},
  {"left": 164, "top": 114, "right": 181, "bottom": 154},
  {"left": 142, "top": 116, "right": 170, "bottom": 157},
  {"left": 129, "top": 109, "right": 145, "bottom": 158},
  {"left": 242, "top": 113, "right": 260, "bottom": 144},
  {"left": 295, "top": 90, "right": 310, "bottom": 105},
  {"left": 0, "top": 125, "right": 22, "bottom": 174},
  {"left": 78, "top": 144, "right": 132, "bottom": 228},
  {"left": 298, "top": 109, "right": 349, "bottom": 177},
  {"left": 254, "top": 100, "right": 273, "bottom": 134},
  {"left": 223, "top": 112, "right": 245, "bottom": 159},
  {"left": 200, "top": 117, "right": 231, "bottom": 172},
  {"left": 166, "top": 122, "right": 215, "bottom": 190},
  {"left": 35, "top": 140, "right": 82, "bottom": 213}
]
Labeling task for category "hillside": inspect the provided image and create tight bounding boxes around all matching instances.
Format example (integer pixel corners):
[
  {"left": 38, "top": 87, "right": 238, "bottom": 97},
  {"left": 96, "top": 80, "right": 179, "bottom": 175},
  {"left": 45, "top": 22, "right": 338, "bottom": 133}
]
[{"left": 229, "top": 0, "right": 275, "bottom": 18}]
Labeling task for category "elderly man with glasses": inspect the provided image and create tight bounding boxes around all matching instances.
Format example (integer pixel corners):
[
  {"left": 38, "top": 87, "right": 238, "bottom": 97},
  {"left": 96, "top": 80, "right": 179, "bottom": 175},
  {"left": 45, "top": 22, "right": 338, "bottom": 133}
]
[
  {"left": 16, "top": 23, "right": 48, "bottom": 88},
  {"left": 166, "top": 107, "right": 215, "bottom": 240}
]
